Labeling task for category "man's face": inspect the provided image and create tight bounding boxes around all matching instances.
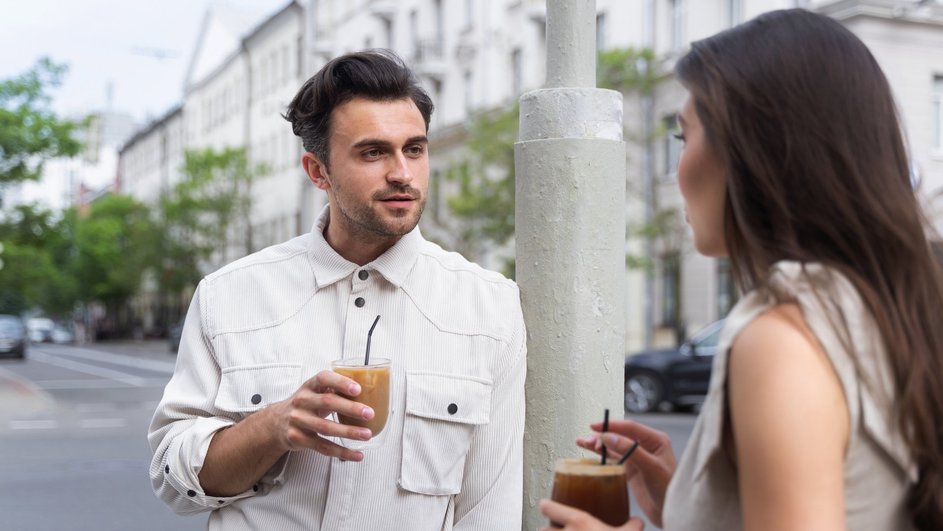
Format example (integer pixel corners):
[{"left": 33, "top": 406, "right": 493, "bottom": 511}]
[{"left": 311, "top": 97, "right": 429, "bottom": 241}]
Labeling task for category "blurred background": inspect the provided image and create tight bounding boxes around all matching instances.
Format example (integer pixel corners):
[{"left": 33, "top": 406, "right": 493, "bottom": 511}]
[{"left": 1, "top": 1, "right": 942, "bottom": 529}]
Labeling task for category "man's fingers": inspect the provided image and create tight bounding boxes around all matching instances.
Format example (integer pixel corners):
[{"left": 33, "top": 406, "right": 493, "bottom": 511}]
[
  {"left": 306, "top": 370, "right": 361, "bottom": 396},
  {"left": 291, "top": 387, "right": 375, "bottom": 421},
  {"left": 287, "top": 409, "right": 372, "bottom": 441}
]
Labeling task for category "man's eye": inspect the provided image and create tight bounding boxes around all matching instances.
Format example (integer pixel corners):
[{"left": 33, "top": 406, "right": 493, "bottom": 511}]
[
  {"left": 671, "top": 132, "right": 686, "bottom": 143},
  {"left": 364, "top": 149, "right": 382, "bottom": 158},
  {"left": 406, "top": 145, "right": 425, "bottom": 156}
]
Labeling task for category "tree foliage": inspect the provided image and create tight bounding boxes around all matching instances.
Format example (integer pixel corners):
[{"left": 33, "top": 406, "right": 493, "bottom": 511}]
[
  {"left": 445, "top": 104, "right": 518, "bottom": 276},
  {"left": 0, "top": 58, "right": 82, "bottom": 186},
  {"left": 72, "top": 195, "right": 157, "bottom": 308},
  {"left": 0, "top": 204, "right": 77, "bottom": 315},
  {"left": 157, "top": 147, "right": 260, "bottom": 296}
]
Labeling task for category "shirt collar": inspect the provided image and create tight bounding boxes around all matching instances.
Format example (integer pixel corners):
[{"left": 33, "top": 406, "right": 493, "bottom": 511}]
[{"left": 307, "top": 205, "right": 423, "bottom": 290}]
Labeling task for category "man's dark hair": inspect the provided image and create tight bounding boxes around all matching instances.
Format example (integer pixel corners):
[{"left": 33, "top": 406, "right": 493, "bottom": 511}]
[{"left": 283, "top": 49, "right": 433, "bottom": 168}]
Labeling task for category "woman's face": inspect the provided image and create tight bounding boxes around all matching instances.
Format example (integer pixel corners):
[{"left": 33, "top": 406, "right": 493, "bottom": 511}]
[{"left": 676, "top": 95, "right": 728, "bottom": 257}]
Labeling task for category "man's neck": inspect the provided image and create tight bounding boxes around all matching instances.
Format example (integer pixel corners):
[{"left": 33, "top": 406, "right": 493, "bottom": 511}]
[{"left": 323, "top": 218, "right": 401, "bottom": 266}]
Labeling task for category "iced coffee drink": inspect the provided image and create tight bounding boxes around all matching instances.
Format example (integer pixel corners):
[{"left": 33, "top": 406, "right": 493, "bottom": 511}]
[
  {"left": 331, "top": 358, "right": 391, "bottom": 448},
  {"left": 551, "top": 458, "right": 629, "bottom": 526}
]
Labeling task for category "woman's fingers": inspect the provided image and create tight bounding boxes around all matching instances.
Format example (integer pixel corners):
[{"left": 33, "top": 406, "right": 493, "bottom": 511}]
[{"left": 538, "top": 499, "right": 645, "bottom": 531}]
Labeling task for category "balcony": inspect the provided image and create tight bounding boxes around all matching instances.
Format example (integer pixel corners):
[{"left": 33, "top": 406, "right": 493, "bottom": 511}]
[{"left": 411, "top": 38, "right": 447, "bottom": 80}]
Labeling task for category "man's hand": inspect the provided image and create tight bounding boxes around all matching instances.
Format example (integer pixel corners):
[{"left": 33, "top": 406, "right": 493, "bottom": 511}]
[
  {"left": 199, "top": 370, "right": 377, "bottom": 496},
  {"left": 269, "top": 369, "right": 377, "bottom": 461}
]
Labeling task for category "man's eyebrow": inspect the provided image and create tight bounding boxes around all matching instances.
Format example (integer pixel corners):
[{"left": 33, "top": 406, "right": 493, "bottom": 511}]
[{"left": 351, "top": 136, "right": 429, "bottom": 149}]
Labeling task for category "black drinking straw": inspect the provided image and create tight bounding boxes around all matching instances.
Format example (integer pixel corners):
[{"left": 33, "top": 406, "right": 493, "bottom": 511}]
[
  {"left": 601, "top": 408, "right": 610, "bottom": 465},
  {"left": 617, "top": 440, "right": 640, "bottom": 465},
  {"left": 364, "top": 315, "right": 381, "bottom": 365}
]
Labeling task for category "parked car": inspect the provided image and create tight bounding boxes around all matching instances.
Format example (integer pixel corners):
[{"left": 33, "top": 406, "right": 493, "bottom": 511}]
[
  {"left": 26, "top": 317, "right": 55, "bottom": 343},
  {"left": 50, "top": 324, "right": 75, "bottom": 344},
  {"left": 0, "top": 315, "right": 27, "bottom": 359},
  {"left": 624, "top": 319, "right": 726, "bottom": 413},
  {"left": 168, "top": 319, "right": 184, "bottom": 353}
]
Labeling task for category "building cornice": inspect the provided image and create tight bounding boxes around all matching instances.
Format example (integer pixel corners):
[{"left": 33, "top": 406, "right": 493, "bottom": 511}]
[{"left": 816, "top": 0, "right": 943, "bottom": 27}]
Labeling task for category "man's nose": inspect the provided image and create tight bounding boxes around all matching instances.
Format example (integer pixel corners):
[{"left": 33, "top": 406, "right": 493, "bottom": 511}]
[{"left": 387, "top": 152, "right": 413, "bottom": 184}]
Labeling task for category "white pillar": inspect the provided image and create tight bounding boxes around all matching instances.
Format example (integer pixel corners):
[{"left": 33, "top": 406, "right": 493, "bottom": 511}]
[{"left": 517, "top": 1, "right": 626, "bottom": 529}]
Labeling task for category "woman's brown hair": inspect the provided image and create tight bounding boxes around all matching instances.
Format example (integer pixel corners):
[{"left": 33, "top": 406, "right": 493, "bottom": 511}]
[{"left": 676, "top": 8, "right": 943, "bottom": 528}]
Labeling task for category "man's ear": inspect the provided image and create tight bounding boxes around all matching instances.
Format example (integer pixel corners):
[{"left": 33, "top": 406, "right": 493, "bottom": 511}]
[{"left": 301, "top": 152, "right": 331, "bottom": 191}]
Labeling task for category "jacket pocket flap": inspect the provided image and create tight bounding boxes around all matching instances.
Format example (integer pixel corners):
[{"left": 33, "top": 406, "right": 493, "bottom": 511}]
[
  {"left": 405, "top": 371, "right": 492, "bottom": 425},
  {"left": 216, "top": 363, "right": 302, "bottom": 413}
]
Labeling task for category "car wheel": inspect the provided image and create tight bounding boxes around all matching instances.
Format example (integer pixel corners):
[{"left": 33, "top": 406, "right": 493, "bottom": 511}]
[{"left": 624, "top": 371, "right": 665, "bottom": 414}]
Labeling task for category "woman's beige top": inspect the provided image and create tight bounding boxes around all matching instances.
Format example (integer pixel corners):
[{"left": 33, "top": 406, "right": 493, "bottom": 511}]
[{"left": 662, "top": 261, "right": 918, "bottom": 531}]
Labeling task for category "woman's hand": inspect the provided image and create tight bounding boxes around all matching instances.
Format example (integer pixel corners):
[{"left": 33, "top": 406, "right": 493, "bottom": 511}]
[
  {"left": 576, "top": 419, "right": 676, "bottom": 528},
  {"left": 538, "top": 499, "right": 644, "bottom": 530}
]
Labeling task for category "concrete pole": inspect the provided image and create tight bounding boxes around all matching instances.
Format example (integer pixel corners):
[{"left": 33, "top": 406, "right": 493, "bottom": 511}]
[{"left": 517, "top": 1, "right": 626, "bottom": 529}]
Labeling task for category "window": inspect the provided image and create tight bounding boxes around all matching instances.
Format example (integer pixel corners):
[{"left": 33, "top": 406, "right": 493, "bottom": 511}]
[
  {"left": 383, "top": 18, "right": 394, "bottom": 49},
  {"left": 464, "top": 70, "right": 474, "bottom": 114},
  {"left": 660, "top": 252, "right": 681, "bottom": 327},
  {"left": 663, "top": 114, "right": 682, "bottom": 175},
  {"left": 596, "top": 13, "right": 607, "bottom": 51},
  {"left": 433, "top": 0, "right": 444, "bottom": 52},
  {"left": 282, "top": 45, "right": 290, "bottom": 83},
  {"left": 464, "top": 0, "right": 474, "bottom": 31},
  {"left": 934, "top": 74, "right": 943, "bottom": 151},
  {"left": 670, "top": 0, "right": 685, "bottom": 51},
  {"left": 726, "top": 0, "right": 741, "bottom": 27},
  {"left": 410, "top": 10, "right": 420, "bottom": 59},
  {"left": 511, "top": 48, "right": 523, "bottom": 98}
]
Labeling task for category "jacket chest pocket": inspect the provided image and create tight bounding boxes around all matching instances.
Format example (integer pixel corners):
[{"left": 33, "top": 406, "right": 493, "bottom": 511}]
[
  {"left": 399, "top": 371, "right": 493, "bottom": 496},
  {"left": 214, "top": 363, "right": 302, "bottom": 415}
]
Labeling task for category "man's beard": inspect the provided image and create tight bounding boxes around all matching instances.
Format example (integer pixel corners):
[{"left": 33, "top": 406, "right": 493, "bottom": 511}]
[{"left": 337, "top": 186, "right": 425, "bottom": 238}]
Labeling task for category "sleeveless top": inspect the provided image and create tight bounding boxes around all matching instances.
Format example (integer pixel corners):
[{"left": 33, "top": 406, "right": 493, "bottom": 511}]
[{"left": 662, "top": 261, "right": 918, "bottom": 531}]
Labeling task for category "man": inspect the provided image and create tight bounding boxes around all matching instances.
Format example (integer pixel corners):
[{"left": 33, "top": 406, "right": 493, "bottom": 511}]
[{"left": 148, "top": 50, "right": 526, "bottom": 530}]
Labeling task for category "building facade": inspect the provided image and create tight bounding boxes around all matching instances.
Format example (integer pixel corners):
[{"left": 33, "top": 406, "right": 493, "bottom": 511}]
[{"left": 118, "top": 0, "right": 943, "bottom": 348}]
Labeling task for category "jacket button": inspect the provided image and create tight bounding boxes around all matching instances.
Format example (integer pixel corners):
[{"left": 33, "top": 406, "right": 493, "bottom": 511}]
[
  {"left": 448, "top": 403, "right": 458, "bottom": 415},
  {"left": 251, "top": 394, "right": 262, "bottom": 405},
  {"left": 187, "top": 489, "right": 196, "bottom": 497},
  {"left": 165, "top": 465, "right": 170, "bottom": 474},
  {"left": 355, "top": 297, "right": 365, "bottom": 308},
  {"left": 358, "top": 270, "right": 369, "bottom": 280}
]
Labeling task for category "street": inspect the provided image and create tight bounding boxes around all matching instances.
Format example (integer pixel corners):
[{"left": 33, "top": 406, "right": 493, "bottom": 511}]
[
  {"left": 0, "top": 342, "right": 696, "bottom": 531},
  {"left": 0, "top": 342, "right": 204, "bottom": 531}
]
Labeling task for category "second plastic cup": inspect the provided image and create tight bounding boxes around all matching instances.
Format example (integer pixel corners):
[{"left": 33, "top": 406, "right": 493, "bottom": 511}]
[{"left": 550, "top": 458, "right": 630, "bottom": 527}]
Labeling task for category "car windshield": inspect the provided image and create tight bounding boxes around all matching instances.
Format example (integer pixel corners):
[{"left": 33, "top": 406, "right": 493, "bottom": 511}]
[{"left": 0, "top": 317, "right": 21, "bottom": 333}]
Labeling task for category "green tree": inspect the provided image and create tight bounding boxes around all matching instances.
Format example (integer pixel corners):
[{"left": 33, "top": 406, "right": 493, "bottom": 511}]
[
  {"left": 156, "top": 147, "right": 261, "bottom": 300},
  {"left": 0, "top": 204, "right": 78, "bottom": 316},
  {"left": 73, "top": 195, "right": 156, "bottom": 311},
  {"left": 597, "top": 47, "right": 684, "bottom": 272},
  {"left": 0, "top": 58, "right": 82, "bottom": 188},
  {"left": 440, "top": 48, "right": 670, "bottom": 278},
  {"left": 443, "top": 104, "right": 518, "bottom": 276}
]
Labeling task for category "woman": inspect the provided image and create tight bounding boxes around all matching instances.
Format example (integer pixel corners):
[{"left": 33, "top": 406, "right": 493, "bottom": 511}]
[{"left": 541, "top": 9, "right": 943, "bottom": 531}]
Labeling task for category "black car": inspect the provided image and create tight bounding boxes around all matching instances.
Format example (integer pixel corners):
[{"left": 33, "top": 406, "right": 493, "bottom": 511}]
[
  {"left": 0, "top": 315, "right": 27, "bottom": 359},
  {"left": 624, "top": 319, "right": 725, "bottom": 413}
]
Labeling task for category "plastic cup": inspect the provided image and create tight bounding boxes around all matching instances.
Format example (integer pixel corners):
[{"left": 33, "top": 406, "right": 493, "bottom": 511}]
[
  {"left": 550, "top": 458, "right": 629, "bottom": 527},
  {"left": 331, "top": 357, "right": 391, "bottom": 450}
]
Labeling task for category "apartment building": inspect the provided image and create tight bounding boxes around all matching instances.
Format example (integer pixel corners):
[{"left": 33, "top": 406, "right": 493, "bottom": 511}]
[{"left": 118, "top": 0, "right": 943, "bottom": 347}]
